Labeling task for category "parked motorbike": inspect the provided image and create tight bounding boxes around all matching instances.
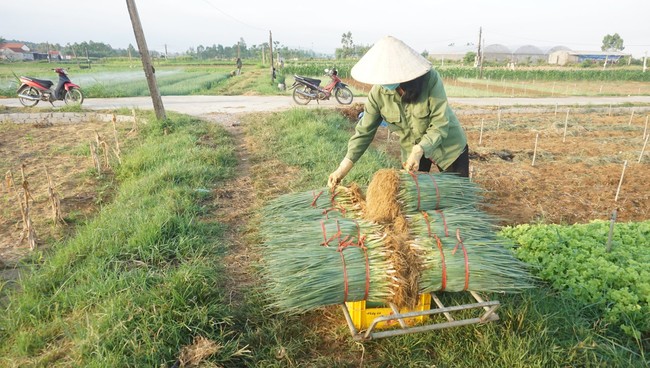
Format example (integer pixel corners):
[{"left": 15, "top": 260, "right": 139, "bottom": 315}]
[
  {"left": 17, "top": 68, "right": 84, "bottom": 107},
  {"left": 290, "top": 68, "right": 353, "bottom": 105}
]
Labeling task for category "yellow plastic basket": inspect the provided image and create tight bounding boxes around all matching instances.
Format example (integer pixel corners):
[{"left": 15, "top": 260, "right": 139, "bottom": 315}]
[{"left": 345, "top": 294, "right": 432, "bottom": 330}]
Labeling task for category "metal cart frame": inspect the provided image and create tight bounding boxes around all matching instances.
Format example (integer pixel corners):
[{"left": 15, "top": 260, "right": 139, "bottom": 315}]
[{"left": 340, "top": 291, "right": 500, "bottom": 341}]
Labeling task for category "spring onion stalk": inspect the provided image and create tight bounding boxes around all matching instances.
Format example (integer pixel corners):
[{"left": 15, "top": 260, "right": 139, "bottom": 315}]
[
  {"left": 398, "top": 171, "right": 484, "bottom": 213},
  {"left": 263, "top": 235, "right": 396, "bottom": 314}
]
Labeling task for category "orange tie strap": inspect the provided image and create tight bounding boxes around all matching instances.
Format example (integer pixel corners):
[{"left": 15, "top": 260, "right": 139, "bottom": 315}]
[
  {"left": 434, "top": 234, "right": 447, "bottom": 291},
  {"left": 321, "top": 219, "right": 343, "bottom": 247},
  {"left": 339, "top": 250, "right": 349, "bottom": 302},
  {"left": 311, "top": 190, "right": 324, "bottom": 207},
  {"left": 408, "top": 171, "right": 422, "bottom": 211},
  {"left": 435, "top": 210, "right": 450, "bottom": 237},
  {"left": 452, "top": 228, "right": 470, "bottom": 291},
  {"left": 427, "top": 173, "right": 441, "bottom": 209},
  {"left": 422, "top": 211, "right": 433, "bottom": 237}
]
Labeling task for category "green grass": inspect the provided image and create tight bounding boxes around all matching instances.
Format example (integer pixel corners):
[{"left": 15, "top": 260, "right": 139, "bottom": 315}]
[{"left": 0, "top": 112, "right": 246, "bottom": 366}]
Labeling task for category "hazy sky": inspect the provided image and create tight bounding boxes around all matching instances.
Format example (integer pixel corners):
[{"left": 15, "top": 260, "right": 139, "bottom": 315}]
[{"left": 1, "top": 0, "right": 649, "bottom": 58}]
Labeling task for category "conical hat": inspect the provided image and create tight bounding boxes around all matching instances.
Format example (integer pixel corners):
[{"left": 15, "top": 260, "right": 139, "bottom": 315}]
[{"left": 351, "top": 35, "right": 432, "bottom": 85}]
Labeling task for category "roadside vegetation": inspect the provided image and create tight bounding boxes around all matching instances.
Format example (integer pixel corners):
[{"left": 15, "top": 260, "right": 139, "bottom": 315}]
[{"left": 2, "top": 58, "right": 650, "bottom": 99}]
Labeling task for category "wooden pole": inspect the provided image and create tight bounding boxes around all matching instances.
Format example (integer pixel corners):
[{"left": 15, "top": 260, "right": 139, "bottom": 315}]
[
  {"left": 628, "top": 108, "right": 635, "bottom": 126},
  {"left": 554, "top": 103, "right": 558, "bottom": 117},
  {"left": 479, "top": 118, "right": 484, "bottom": 145},
  {"left": 532, "top": 133, "right": 539, "bottom": 166},
  {"left": 126, "top": 0, "right": 166, "bottom": 120},
  {"left": 608, "top": 104, "right": 612, "bottom": 116},
  {"left": 643, "top": 115, "right": 649, "bottom": 140},
  {"left": 563, "top": 109, "right": 570, "bottom": 142},
  {"left": 614, "top": 160, "right": 627, "bottom": 202},
  {"left": 639, "top": 134, "right": 649, "bottom": 163}
]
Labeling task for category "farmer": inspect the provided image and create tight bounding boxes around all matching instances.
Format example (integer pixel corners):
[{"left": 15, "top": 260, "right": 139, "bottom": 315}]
[
  {"left": 236, "top": 57, "right": 242, "bottom": 75},
  {"left": 328, "top": 36, "right": 469, "bottom": 187}
]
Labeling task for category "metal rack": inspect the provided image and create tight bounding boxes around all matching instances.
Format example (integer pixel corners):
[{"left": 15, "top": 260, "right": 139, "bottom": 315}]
[{"left": 340, "top": 291, "right": 500, "bottom": 341}]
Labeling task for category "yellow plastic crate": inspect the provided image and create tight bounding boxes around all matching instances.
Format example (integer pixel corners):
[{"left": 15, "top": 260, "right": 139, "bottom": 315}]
[{"left": 345, "top": 294, "right": 432, "bottom": 330}]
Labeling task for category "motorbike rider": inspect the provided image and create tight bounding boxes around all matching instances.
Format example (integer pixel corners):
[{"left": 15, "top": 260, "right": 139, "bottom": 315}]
[{"left": 328, "top": 35, "right": 469, "bottom": 187}]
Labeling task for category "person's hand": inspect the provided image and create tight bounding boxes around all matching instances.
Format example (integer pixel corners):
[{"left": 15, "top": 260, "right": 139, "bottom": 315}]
[
  {"left": 328, "top": 158, "right": 354, "bottom": 188},
  {"left": 404, "top": 145, "right": 424, "bottom": 171}
]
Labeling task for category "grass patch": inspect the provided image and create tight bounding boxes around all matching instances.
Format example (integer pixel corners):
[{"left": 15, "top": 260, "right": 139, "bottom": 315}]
[{"left": 0, "top": 113, "right": 248, "bottom": 366}]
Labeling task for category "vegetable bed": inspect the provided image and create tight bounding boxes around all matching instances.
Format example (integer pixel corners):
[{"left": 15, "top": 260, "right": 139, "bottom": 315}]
[{"left": 500, "top": 220, "right": 650, "bottom": 339}]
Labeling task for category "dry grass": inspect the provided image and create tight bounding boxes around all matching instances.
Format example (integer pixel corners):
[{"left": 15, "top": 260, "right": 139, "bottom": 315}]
[{"left": 0, "top": 118, "right": 131, "bottom": 265}]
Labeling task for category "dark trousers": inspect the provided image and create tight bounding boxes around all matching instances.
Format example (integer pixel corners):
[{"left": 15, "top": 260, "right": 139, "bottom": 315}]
[{"left": 419, "top": 145, "right": 469, "bottom": 177}]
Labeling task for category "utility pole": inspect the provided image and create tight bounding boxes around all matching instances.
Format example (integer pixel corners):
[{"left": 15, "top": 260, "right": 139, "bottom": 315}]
[
  {"left": 476, "top": 27, "right": 483, "bottom": 79},
  {"left": 269, "top": 30, "right": 275, "bottom": 81},
  {"left": 164, "top": 44, "right": 168, "bottom": 59},
  {"left": 126, "top": 0, "right": 166, "bottom": 120},
  {"left": 237, "top": 42, "right": 240, "bottom": 59}
]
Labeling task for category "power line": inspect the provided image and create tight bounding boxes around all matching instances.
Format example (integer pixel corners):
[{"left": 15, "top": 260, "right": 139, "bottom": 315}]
[{"left": 199, "top": 0, "right": 267, "bottom": 32}]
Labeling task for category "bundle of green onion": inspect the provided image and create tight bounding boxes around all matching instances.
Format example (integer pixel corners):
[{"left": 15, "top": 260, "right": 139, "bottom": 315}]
[
  {"left": 261, "top": 186, "right": 363, "bottom": 224},
  {"left": 263, "top": 229, "right": 397, "bottom": 314},
  {"left": 409, "top": 211, "right": 534, "bottom": 293},
  {"left": 263, "top": 218, "right": 381, "bottom": 249},
  {"left": 398, "top": 171, "right": 484, "bottom": 213}
]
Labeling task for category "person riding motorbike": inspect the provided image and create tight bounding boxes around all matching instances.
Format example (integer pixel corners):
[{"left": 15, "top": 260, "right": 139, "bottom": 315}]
[{"left": 328, "top": 35, "right": 469, "bottom": 187}]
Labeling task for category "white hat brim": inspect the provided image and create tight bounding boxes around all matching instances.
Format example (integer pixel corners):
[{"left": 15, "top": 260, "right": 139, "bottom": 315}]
[{"left": 351, "top": 35, "right": 432, "bottom": 85}]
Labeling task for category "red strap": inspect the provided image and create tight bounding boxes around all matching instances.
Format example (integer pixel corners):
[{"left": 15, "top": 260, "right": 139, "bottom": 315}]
[
  {"left": 408, "top": 171, "right": 421, "bottom": 211},
  {"left": 434, "top": 234, "right": 447, "bottom": 291},
  {"left": 321, "top": 220, "right": 342, "bottom": 247},
  {"left": 427, "top": 173, "right": 441, "bottom": 209},
  {"left": 422, "top": 211, "right": 433, "bottom": 237},
  {"left": 340, "top": 250, "right": 349, "bottom": 302},
  {"left": 311, "top": 190, "right": 324, "bottom": 207},
  {"left": 452, "top": 229, "right": 470, "bottom": 291},
  {"left": 435, "top": 210, "right": 449, "bottom": 237}
]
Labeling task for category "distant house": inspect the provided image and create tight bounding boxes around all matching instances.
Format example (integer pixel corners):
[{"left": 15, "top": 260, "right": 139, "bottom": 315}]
[
  {"left": 0, "top": 42, "right": 33, "bottom": 61},
  {"left": 548, "top": 50, "right": 630, "bottom": 65}
]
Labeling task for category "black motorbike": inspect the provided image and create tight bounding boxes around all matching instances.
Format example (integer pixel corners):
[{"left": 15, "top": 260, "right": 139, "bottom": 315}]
[
  {"left": 290, "top": 68, "right": 353, "bottom": 105},
  {"left": 17, "top": 68, "right": 84, "bottom": 107}
]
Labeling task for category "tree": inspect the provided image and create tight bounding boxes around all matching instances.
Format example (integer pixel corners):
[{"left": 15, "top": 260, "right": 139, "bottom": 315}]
[
  {"left": 463, "top": 51, "right": 477, "bottom": 64},
  {"left": 341, "top": 32, "right": 353, "bottom": 49},
  {"left": 602, "top": 33, "right": 625, "bottom": 52}
]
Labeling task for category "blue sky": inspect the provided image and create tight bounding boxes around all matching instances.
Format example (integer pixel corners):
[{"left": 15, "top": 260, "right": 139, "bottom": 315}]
[{"left": 1, "top": 0, "right": 648, "bottom": 57}]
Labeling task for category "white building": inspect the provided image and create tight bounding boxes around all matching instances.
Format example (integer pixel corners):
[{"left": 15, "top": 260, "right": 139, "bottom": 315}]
[{"left": 0, "top": 43, "right": 33, "bottom": 61}]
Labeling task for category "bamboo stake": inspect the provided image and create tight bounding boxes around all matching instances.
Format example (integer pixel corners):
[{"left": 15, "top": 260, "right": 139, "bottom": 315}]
[
  {"left": 643, "top": 116, "right": 648, "bottom": 140},
  {"left": 45, "top": 168, "right": 66, "bottom": 225},
  {"left": 563, "top": 109, "right": 570, "bottom": 143},
  {"left": 20, "top": 165, "right": 36, "bottom": 250},
  {"left": 628, "top": 108, "right": 635, "bottom": 126},
  {"left": 531, "top": 133, "right": 539, "bottom": 166},
  {"left": 614, "top": 160, "right": 627, "bottom": 202},
  {"left": 101, "top": 141, "right": 112, "bottom": 169},
  {"left": 478, "top": 118, "right": 484, "bottom": 145},
  {"left": 639, "top": 134, "right": 649, "bottom": 163},
  {"left": 90, "top": 142, "right": 101, "bottom": 174},
  {"left": 112, "top": 115, "right": 122, "bottom": 164},
  {"left": 554, "top": 103, "right": 558, "bottom": 117},
  {"left": 608, "top": 104, "right": 612, "bottom": 116}
]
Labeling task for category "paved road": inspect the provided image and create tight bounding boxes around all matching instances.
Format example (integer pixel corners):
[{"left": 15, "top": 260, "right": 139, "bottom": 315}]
[{"left": 2, "top": 95, "right": 650, "bottom": 115}]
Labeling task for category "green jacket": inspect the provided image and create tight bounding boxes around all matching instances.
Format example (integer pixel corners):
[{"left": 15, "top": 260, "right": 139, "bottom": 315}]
[{"left": 345, "top": 69, "right": 467, "bottom": 170}]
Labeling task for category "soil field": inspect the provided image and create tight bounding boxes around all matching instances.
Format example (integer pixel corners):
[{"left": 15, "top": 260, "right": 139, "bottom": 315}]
[
  {"left": 350, "top": 107, "right": 650, "bottom": 225},
  {"left": 0, "top": 118, "right": 131, "bottom": 267}
]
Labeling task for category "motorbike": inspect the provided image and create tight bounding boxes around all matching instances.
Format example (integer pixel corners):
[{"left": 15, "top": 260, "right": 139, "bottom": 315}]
[
  {"left": 290, "top": 68, "right": 353, "bottom": 105},
  {"left": 17, "top": 68, "right": 84, "bottom": 107}
]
